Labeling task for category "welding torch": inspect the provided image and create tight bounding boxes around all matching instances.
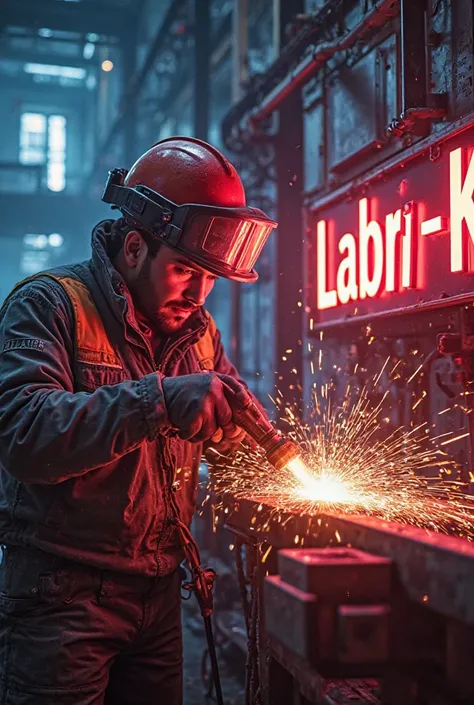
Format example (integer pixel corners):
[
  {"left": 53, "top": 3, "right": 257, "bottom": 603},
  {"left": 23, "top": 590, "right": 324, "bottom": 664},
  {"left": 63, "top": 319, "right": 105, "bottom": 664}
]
[{"left": 221, "top": 379, "right": 309, "bottom": 479}]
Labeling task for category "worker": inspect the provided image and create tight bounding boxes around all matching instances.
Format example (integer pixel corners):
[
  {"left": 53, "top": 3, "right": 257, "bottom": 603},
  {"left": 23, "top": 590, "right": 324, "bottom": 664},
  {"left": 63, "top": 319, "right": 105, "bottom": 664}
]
[{"left": 0, "top": 137, "right": 276, "bottom": 705}]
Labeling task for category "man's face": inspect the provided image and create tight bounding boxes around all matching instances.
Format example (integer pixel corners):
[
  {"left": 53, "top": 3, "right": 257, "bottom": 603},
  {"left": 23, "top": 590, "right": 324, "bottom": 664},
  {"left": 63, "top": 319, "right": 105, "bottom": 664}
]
[{"left": 128, "top": 239, "right": 218, "bottom": 334}]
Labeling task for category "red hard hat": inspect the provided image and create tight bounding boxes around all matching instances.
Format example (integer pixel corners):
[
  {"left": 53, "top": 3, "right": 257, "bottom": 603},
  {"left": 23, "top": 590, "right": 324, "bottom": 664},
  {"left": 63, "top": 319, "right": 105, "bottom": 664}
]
[
  {"left": 125, "top": 136, "right": 247, "bottom": 208},
  {"left": 103, "top": 136, "right": 277, "bottom": 282}
]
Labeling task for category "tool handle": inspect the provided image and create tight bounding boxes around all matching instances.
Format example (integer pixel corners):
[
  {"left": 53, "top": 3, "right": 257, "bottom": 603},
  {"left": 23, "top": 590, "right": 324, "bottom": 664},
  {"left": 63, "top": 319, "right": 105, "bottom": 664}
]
[
  {"left": 219, "top": 375, "right": 278, "bottom": 445},
  {"left": 218, "top": 375, "right": 254, "bottom": 410}
]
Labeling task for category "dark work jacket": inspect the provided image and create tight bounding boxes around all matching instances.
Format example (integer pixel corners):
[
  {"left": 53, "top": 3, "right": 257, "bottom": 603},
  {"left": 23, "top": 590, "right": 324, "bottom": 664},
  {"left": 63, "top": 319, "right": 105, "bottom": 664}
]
[{"left": 0, "top": 220, "right": 242, "bottom": 576}]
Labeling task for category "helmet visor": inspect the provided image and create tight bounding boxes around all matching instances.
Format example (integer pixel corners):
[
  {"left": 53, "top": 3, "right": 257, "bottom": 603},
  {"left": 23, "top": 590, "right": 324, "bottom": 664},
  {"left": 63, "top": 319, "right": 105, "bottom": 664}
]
[
  {"left": 184, "top": 214, "right": 274, "bottom": 273},
  {"left": 100, "top": 170, "right": 276, "bottom": 280}
]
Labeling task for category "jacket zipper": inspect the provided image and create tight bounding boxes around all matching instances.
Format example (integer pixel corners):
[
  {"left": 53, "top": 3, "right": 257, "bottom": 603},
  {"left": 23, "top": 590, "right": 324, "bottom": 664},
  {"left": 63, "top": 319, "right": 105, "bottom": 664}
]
[
  {"left": 150, "top": 325, "right": 206, "bottom": 575},
  {"left": 129, "top": 328, "right": 170, "bottom": 575}
]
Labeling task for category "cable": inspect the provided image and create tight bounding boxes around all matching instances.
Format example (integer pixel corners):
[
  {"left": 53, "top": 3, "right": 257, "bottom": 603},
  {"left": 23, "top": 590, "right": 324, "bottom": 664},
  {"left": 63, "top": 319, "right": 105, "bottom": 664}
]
[{"left": 169, "top": 492, "right": 225, "bottom": 705}]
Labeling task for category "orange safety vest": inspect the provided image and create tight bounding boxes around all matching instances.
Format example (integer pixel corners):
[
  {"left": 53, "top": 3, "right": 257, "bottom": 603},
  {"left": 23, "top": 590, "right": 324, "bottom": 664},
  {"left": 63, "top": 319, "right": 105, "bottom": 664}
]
[{"left": 5, "top": 273, "right": 216, "bottom": 371}]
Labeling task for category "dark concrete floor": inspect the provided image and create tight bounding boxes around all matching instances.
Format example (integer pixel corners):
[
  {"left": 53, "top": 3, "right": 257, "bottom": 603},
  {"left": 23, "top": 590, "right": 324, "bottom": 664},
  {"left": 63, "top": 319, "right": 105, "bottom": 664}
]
[{"left": 182, "top": 600, "right": 245, "bottom": 705}]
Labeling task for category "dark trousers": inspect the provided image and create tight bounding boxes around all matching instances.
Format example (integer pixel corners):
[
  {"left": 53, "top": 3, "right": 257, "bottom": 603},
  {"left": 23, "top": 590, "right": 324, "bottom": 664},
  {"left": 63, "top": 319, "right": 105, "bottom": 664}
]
[{"left": 0, "top": 545, "right": 183, "bottom": 704}]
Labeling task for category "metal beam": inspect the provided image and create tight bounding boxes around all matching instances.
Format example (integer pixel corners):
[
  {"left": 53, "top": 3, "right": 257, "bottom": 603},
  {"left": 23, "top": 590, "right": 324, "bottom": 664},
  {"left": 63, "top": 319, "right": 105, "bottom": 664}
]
[
  {"left": 232, "top": 0, "right": 247, "bottom": 103},
  {"left": 400, "top": 0, "right": 428, "bottom": 112},
  {"left": 193, "top": 0, "right": 210, "bottom": 141},
  {"left": 0, "top": 46, "right": 98, "bottom": 70},
  {"left": 0, "top": 71, "right": 88, "bottom": 91},
  {"left": 274, "top": 0, "right": 304, "bottom": 409},
  {"left": 88, "top": 0, "right": 186, "bottom": 184},
  {"left": 1, "top": 27, "right": 119, "bottom": 47},
  {"left": 224, "top": 496, "right": 474, "bottom": 626},
  {"left": 229, "top": 0, "right": 247, "bottom": 374},
  {"left": 159, "top": 11, "right": 232, "bottom": 120},
  {"left": 1, "top": 0, "right": 131, "bottom": 38},
  {"left": 121, "top": 11, "right": 139, "bottom": 167},
  {"left": 0, "top": 192, "right": 106, "bottom": 235}
]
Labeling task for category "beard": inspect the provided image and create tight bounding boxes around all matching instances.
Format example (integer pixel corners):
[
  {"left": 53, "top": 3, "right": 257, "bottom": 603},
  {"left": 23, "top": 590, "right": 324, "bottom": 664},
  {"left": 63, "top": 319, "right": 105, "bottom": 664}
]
[
  {"left": 154, "top": 306, "right": 194, "bottom": 334},
  {"left": 131, "top": 258, "right": 198, "bottom": 335}
]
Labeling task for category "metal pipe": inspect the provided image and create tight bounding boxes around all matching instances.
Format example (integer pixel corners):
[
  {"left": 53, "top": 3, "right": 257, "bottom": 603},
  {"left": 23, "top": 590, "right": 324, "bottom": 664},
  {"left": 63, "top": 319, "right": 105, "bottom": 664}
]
[
  {"left": 249, "top": 0, "right": 400, "bottom": 126},
  {"left": 204, "top": 617, "right": 224, "bottom": 705}
]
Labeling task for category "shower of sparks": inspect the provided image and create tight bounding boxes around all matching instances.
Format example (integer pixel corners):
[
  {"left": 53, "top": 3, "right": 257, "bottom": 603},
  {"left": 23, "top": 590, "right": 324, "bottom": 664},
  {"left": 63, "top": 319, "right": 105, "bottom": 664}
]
[{"left": 206, "top": 362, "right": 474, "bottom": 540}]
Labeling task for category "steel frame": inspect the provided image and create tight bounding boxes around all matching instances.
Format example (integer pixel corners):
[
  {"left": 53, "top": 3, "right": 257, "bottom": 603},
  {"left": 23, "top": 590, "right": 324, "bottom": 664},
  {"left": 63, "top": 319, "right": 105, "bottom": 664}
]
[
  {"left": 225, "top": 496, "right": 474, "bottom": 625},
  {"left": 2, "top": 0, "right": 134, "bottom": 38},
  {"left": 223, "top": 496, "right": 474, "bottom": 704}
]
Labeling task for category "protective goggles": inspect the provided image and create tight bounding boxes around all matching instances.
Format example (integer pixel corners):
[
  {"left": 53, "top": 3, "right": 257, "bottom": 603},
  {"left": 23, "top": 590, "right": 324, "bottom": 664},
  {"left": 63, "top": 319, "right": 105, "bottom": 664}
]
[{"left": 102, "top": 168, "right": 277, "bottom": 282}]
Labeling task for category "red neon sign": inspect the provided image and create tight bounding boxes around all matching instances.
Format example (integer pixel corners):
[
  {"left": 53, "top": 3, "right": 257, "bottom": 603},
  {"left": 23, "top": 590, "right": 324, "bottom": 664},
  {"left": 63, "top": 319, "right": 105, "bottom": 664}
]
[{"left": 315, "top": 145, "right": 474, "bottom": 311}]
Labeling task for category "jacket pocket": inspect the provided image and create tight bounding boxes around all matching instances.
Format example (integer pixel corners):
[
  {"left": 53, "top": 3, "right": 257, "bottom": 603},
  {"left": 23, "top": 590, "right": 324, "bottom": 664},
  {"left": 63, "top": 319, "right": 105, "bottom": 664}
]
[
  {"left": 0, "top": 547, "right": 68, "bottom": 616},
  {"left": 75, "top": 362, "right": 128, "bottom": 392}
]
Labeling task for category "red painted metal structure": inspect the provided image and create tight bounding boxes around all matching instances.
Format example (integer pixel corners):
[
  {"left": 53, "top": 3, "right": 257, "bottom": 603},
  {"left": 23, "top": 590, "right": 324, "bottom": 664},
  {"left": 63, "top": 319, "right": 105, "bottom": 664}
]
[
  {"left": 224, "top": 498, "right": 474, "bottom": 704},
  {"left": 217, "top": 1, "right": 474, "bottom": 703},
  {"left": 248, "top": 0, "right": 400, "bottom": 129},
  {"left": 307, "top": 126, "right": 474, "bottom": 323}
]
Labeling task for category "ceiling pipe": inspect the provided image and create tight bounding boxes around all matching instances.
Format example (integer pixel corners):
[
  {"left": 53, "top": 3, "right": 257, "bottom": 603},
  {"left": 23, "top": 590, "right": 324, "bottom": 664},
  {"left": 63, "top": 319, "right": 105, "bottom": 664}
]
[{"left": 248, "top": 0, "right": 400, "bottom": 127}]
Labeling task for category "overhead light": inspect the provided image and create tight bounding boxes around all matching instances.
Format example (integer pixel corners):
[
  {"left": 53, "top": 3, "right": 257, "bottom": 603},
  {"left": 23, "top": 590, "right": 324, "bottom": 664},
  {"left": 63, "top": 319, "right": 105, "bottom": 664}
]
[
  {"left": 38, "top": 28, "right": 53, "bottom": 38},
  {"left": 49, "top": 233, "right": 64, "bottom": 248},
  {"left": 23, "top": 233, "right": 64, "bottom": 249},
  {"left": 83, "top": 42, "right": 95, "bottom": 59},
  {"left": 86, "top": 74, "right": 97, "bottom": 90},
  {"left": 101, "top": 59, "right": 114, "bottom": 72},
  {"left": 24, "top": 63, "right": 86, "bottom": 80},
  {"left": 23, "top": 234, "right": 49, "bottom": 249}
]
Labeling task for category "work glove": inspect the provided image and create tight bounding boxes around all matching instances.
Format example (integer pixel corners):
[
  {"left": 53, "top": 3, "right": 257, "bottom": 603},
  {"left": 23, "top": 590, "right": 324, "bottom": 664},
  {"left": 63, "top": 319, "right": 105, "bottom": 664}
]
[{"left": 162, "top": 372, "right": 244, "bottom": 443}]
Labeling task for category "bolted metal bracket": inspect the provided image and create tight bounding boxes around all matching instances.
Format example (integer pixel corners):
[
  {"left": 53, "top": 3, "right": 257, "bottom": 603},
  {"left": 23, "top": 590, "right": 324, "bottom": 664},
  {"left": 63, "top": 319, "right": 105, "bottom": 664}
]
[
  {"left": 386, "top": 105, "right": 447, "bottom": 139},
  {"left": 437, "top": 332, "right": 474, "bottom": 357}
]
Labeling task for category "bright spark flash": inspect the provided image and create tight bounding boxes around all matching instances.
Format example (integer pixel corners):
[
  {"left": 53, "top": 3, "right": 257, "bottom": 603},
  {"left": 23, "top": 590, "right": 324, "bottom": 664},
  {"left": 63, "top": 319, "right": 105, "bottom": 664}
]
[
  {"left": 287, "top": 457, "right": 354, "bottom": 504},
  {"left": 208, "top": 370, "right": 474, "bottom": 540}
]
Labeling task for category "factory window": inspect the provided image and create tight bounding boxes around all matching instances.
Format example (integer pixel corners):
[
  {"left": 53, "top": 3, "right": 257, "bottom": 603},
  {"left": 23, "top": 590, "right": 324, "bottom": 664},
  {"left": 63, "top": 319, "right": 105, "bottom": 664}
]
[
  {"left": 20, "top": 233, "right": 64, "bottom": 275},
  {"left": 19, "top": 112, "right": 67, "bottom": 192},
  {"left": 47, "top": 115, "right": 67, "bottom": 192},
  {"left": 23, "top": 63, "right": 87, "bottom": 81},
  {"left": 19, "top": 113, "right": 46, "bottom": 166}
]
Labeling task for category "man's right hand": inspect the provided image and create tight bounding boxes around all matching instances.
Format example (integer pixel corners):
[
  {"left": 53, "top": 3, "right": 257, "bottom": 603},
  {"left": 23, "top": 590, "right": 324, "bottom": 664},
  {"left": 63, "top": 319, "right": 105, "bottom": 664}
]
[{"left": 162, "top": 372, "right": 242, "bottom": 442}]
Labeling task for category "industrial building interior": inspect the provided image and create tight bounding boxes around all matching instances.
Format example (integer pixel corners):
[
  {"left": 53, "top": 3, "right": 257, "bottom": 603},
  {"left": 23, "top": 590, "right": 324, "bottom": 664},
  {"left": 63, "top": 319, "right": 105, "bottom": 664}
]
[{"left": 1, "top": 0, "right": 474, "bottom": 704}]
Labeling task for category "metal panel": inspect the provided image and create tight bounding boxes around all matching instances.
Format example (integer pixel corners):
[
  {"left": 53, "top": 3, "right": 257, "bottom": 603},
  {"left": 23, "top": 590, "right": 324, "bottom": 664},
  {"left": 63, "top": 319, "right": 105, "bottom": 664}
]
[
  {"left": 257, "top": 279, "right": 277, "bottom": 397},
  {"left": 452, "top": 0, "right": 474, "bottom": 118},
  {"left": 379, "top": 34, "right": 398, "bottom": 131},
  {"left": 327, "top": 50, "right": 381, "bottom": 172},
  {"left": 400, "top": 0, "right": 427, "bottom": 113},
  {"left": 239, "top": 285, "right": 259, "bottom": 379},
  {"left": 304, "top": 100, "right": 325, "bottom": 192}
]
